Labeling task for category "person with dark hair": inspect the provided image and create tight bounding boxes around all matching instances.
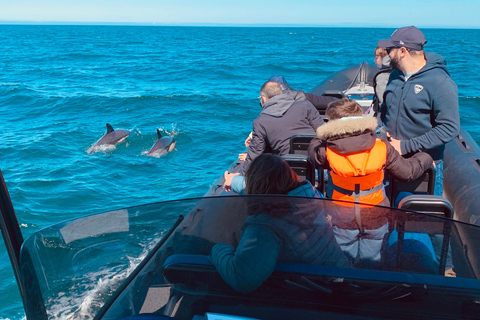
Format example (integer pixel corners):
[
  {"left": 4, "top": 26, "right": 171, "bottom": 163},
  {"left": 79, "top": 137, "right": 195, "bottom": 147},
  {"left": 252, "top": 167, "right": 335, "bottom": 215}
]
[
  {"left": 308, "top": 98, "right": 433, "bottom": 267},
  {"left": 211, "top": 154, "right": 350, "bottom": 293}
]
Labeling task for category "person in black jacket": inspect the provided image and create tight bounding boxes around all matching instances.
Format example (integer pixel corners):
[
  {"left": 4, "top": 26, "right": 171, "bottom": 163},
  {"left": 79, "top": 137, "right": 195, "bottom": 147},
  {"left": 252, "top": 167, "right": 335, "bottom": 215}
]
[{"left": 241, "top": 75, "right": 337, "bottom": 152}]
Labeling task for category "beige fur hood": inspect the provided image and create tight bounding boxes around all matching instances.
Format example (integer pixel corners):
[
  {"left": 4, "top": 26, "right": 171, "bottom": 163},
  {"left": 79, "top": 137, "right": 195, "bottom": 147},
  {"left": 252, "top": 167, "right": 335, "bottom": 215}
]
[{"left": 316, "top": 116, "right": 379, "bottom": 140}]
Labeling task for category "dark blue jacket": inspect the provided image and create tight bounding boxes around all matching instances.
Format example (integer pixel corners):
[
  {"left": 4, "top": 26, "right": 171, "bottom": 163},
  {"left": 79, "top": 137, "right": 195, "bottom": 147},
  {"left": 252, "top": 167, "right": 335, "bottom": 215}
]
[
  {"left": 380, "top": 52, "right": 460, "bottom": 161},
  {"left": 210, "top": 181, "right": 350, "bottom": 293},
  {"left": 241, "top": 91, "right": 324, "bottom": 174}
]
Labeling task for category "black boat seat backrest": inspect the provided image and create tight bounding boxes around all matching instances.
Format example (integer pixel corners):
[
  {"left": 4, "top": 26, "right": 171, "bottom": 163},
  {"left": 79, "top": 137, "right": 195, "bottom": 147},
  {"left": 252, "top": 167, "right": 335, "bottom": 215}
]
[
  {"left": 316, "top": 91, "right": 346, "bottom": 115},
  {"left": 389, "top": 165, "right": 436, "bottom": 203},
  {"left": 281, "top": 154, "right": 315, "bottom": 186},
  {"left": 289, "top": 133, "right": 316, "bottom": 156},
  {"left": 288, "top": 134, "right": 324, "bottom": 194},
  {"left": 397, "top": 194, "right": 453, "bottom": 235},
  {"left": 398, "top": 194, "right": 453, "bottom": 219},
  {"left": 396, "top": 194, "right": 453, "bottom": 274}
]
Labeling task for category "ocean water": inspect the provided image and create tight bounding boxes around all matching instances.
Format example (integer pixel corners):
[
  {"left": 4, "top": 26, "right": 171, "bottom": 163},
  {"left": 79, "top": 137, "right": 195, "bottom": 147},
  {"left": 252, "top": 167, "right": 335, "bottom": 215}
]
[{"left": 0, "top": 25, "right": 479, "bottom": 319}]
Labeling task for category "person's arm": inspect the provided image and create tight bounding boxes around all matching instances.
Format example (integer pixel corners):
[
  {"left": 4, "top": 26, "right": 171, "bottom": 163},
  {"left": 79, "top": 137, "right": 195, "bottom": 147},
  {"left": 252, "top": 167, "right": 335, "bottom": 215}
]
[
  {"left": 303, "top": 92, "right": 338, "bottom": 109},
  {"left": 401, "top": 79, "right": 460, "bottom": 155},
  {"left": 305, "top": 102, "right": 325, "bottom": 130},
  {"left": 230, "top": 175, "right": 246, "bottom": 194},
  {"left": 379, "top": 99, "right": 387, "bottom": 124},
  {"left": 240, "top": 120, "right": 267, "bottom": 175},
  {"left": 210, "top": 225, "right": 281, "bottom": 293},
  {"left": 384, "top": 140, "right": 434, "bottom": 181},
  {"left": 223, "top": 172, "right": 241, "bottom": 192},
  {"left": 307, "top": 136, "right": 328, "bottom": 169},
  {"left": 244, "top": 131, "right": 253, "bottom": 147}
]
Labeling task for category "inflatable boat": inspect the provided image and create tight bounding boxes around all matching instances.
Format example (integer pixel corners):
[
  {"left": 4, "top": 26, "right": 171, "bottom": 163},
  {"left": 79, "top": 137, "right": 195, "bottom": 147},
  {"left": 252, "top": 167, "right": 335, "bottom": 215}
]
[{"left": 2, "top": 63, "right": 480, "bottom": 320}]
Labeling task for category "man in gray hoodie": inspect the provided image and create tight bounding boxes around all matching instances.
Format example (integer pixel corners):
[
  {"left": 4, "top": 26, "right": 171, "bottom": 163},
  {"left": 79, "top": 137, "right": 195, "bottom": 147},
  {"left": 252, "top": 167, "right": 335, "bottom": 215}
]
[{"left": 239, "top": 81, "right": 324, "bottom": 175}]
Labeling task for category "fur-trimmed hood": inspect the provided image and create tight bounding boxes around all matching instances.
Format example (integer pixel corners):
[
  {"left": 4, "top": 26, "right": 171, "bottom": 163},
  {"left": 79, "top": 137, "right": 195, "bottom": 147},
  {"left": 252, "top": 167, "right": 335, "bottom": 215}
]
[{"left": 316, "top": 116, "right": 378, "bottom": 140}]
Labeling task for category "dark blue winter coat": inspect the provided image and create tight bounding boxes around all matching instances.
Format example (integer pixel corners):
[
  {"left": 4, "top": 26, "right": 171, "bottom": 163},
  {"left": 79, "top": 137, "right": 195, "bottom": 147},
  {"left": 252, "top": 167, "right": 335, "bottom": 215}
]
[
  {"left": 210, "top": 181, "right": 350, "bottom": 293},
  {"left": 380, "top": 52, "right": 460, "bottom": 161}
]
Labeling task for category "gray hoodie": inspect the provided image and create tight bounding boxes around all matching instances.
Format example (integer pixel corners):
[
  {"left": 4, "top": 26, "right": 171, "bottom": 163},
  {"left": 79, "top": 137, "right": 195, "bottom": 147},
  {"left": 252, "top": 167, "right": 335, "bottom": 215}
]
[{"left": 241, "top": 91, "right": 324, "bottom": 174}]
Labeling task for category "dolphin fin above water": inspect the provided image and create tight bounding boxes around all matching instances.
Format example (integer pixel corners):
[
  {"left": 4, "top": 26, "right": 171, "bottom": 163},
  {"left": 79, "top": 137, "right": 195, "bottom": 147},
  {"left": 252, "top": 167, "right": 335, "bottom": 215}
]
[
  {"left": 88, "top": 123, "right": 130, "bottom": 154},
  {"left": 106, "top": 123, "right": 115, "bottom": 134},
  {"left": 147, "top": 129, "right": 176, "bottom": 157}
]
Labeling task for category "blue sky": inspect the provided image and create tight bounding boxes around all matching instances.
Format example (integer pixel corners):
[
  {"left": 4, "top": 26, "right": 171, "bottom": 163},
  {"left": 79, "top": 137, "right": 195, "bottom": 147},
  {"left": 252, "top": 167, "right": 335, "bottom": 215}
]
[{"left": 1, "top": 0, "right": 479, "bottom": 28}]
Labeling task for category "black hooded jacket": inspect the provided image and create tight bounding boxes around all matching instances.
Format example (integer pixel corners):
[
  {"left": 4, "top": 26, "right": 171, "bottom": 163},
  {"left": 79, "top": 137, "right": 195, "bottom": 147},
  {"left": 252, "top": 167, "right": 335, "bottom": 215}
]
[{"left": 241, "top": 90, "right": 323, "bottom": 174}]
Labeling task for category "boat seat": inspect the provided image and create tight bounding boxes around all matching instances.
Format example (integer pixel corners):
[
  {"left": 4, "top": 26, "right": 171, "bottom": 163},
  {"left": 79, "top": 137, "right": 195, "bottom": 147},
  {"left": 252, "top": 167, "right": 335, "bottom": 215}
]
[
  {"left": 312, "top": 91, "right": 345, "bottom": 115},
  {"left": 161, "top": 254, "right": 475, "bottom": 300},
  {"left": 321, "top": 90, "right": 346, "bottom": 99},
  {"left": 389, "top": 165, "right": 436, "bottom": 205},
  {"left": 289, "top": 133, "right": 315, "bottom": 156},
  {"left": 391, "top": 195, "right": 454, "bottom": 275},
  {"left": 162, "top": 254, "right": 355, "bottom": 292},
  {"left": 281, "top": 154, "right": 315, "bottom": 186},
  {"left": 289, "top": 134, "right": 324, "bottom": 194}
]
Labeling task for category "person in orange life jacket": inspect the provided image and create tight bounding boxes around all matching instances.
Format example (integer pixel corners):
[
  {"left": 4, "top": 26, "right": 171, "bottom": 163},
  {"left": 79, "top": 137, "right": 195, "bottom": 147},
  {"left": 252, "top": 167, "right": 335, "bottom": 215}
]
[{"left": 307, "top": 98, "right": 433, "bottom": 266}]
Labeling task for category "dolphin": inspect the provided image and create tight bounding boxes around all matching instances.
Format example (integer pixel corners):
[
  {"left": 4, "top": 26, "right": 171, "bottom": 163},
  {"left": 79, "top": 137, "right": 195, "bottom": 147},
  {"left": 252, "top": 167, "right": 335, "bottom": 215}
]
[
  {"left": 147, "top": 129, "right": 176, "bottom": 157},
  {"left": 88, "top": 123, "right": 130, "bottom": 154}
]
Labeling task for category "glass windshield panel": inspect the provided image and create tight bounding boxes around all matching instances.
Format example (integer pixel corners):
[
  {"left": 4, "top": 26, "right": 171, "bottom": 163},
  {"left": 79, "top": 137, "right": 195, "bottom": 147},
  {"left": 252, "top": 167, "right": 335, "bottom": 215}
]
[{"left": 19, "top": 196, "right": 480, "bottom": 319}]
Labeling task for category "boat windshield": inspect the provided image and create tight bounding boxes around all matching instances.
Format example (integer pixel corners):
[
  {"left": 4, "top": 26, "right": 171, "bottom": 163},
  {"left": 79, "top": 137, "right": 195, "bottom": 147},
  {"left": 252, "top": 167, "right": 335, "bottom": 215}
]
[{"left": 18, "top": 196, "right": 480, "bottom": 320}]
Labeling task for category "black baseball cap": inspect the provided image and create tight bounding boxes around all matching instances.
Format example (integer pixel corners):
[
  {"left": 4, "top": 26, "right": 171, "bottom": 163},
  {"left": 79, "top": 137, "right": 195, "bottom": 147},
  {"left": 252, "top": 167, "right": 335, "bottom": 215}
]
[{"left": 377, "top": 26, "right": 427, "bottom": 51}]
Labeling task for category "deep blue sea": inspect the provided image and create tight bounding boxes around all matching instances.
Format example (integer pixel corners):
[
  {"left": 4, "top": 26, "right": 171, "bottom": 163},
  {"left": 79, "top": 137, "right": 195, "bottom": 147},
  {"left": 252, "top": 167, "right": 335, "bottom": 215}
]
[{"left": 0, "top": 25, "right": 479, "bottom": 319}]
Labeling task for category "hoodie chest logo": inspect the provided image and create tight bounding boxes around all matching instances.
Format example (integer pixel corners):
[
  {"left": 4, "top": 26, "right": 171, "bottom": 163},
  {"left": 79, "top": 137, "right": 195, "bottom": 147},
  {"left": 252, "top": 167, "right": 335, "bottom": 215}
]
[{"left": 414, "top": 84, "right": 424, "bottom": 94}]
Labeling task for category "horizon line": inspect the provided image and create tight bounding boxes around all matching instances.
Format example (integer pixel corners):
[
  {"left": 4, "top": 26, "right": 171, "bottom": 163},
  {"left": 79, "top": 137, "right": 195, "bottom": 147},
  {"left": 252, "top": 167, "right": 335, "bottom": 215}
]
[{"left": 0, "top": 20, "right": 479, "bottom": 29}]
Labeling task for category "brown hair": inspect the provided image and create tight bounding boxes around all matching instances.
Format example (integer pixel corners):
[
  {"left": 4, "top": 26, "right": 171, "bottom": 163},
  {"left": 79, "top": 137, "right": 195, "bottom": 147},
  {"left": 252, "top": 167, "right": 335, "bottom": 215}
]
[
  {"left": 245, "top": 154, "right": 300, "bottom": 195},
  {"left": 325, "top": 98, "right": 363, "bottom": 120},
  {"left": 374, "top": 47, "right": 388, "bottom": 59}
]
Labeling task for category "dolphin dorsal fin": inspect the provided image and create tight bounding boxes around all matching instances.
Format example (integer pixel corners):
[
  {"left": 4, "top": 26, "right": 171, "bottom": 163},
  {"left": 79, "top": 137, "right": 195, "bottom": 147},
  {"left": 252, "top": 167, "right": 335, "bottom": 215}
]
[
  {"left": 157, "top": 129, "right": 162, "bottom": 139},
  {"left": 106, "top": 123, "right": 114, "bottom": 133}
]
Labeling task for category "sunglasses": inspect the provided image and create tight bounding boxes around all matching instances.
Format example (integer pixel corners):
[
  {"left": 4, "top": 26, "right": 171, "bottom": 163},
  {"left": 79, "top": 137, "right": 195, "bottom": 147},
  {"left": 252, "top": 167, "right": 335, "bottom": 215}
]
[
  {"left": 386, "top": 46, "right": 411, "bottom": 54},
  {"left": 386, "top": 47, "right": 397, "bottom": 54}
]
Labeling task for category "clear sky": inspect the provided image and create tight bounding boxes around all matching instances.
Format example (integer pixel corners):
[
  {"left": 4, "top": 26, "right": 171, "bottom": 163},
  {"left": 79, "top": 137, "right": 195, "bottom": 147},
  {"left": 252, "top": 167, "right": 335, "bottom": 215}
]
[{"left": 1, "top": 0, "right": 479, "bottom": 28}]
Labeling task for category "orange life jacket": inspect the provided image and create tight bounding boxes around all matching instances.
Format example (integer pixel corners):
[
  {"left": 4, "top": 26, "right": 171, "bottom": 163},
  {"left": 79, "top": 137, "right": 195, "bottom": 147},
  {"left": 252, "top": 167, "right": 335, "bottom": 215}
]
[{"left": 326, "top": 139, "right": 387, "bottom": 206}]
